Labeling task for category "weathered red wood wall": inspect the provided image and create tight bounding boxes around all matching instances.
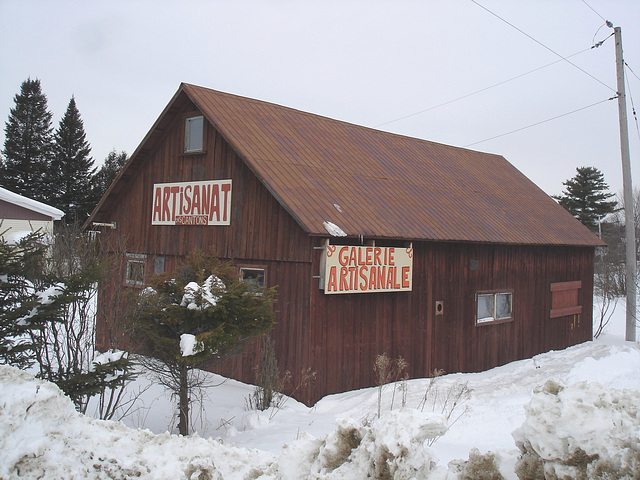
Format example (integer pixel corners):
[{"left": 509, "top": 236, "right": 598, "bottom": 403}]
[
  {"left": 95, "top": 95, "right": 595, "bottom": 406},
  {"left": 300, "top": 240, "right": 593, "bottom": 404}
]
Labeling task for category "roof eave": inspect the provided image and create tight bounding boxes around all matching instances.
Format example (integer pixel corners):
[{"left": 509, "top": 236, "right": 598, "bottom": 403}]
[{"left": 84, "top": 84, "right": 191, "bottom": 230}]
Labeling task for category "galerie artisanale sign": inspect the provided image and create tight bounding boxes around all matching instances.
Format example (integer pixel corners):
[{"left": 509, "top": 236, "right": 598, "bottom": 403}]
[
  {"left": 151, "top": 180, "right": 232, "bottom": 226},
  {"left": 323, "top": 245, "right": 413, "bottom": 294}
]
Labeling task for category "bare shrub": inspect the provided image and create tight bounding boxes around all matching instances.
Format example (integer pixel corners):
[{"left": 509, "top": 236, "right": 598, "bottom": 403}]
[
  {"left": 245, "top": 336, "right": 284, "bottom": 411},
  {"left": 245, "top": 338, "right": 316, "bottom": 420},
  {"left": 594, "top": 293, "right": 619, "bottom": 339},
  {"left": 27, "top": 225, "right": 137, "bottom": 416},
  {"left": 373, "top": 352, "right": 408, "bottom": 418},
  {"left": 418, "top": 369, "right": 471, "bottom": 447}
]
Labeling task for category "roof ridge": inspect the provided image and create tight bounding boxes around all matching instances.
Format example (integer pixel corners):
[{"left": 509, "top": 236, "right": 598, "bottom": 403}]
[{"left": 181, "top": 83, "right": 499, "bottom": 159}]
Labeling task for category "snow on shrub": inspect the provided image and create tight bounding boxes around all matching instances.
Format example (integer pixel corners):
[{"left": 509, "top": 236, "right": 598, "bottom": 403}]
[
  {"left": 513, "top": 379, "right": 640, "bottom": 479},
  {"left": 180, "top": 274, "right": 225, "bottom": 310},
  {"left": 179, "top": 333, "right": 203, "bottom": 357}
]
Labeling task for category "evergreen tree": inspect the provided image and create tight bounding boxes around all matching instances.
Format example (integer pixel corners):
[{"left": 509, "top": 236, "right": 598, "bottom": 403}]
[
  {"left": 0, "top": 233, "right": 48, "bottom": 369},
  {"left": 0, "top": 228, "right": 138, "bottom": 415},
  {"left": 553, "top": 166, "right": 617, "bottom": 230},
  {"left": 50, "top": 96, "right": 96, "bottom": 224},
  {"left": 135, "top": 250, "right": 276, "bottom": 435},
  {"left": 1, "top": 78, "right": 54, "bottom": 201},
  {"left": 90, "top": 149, "right": 127, "bottom": 205}
]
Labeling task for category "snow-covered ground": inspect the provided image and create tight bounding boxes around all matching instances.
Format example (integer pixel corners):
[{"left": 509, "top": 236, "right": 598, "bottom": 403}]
[{"left": 1, "top": 300, "right": 639, "bottom": 479}]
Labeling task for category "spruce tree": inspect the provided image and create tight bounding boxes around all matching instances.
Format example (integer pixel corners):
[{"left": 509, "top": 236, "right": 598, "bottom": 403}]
[
  {"left": 50, "top": 96, "right": 96, "bottom": 224},
  {"left": 135, "top": 249, "right": 275, "bottom": 435},
  {"left": 554, "top": 166, "right": 617, "bottom": 230},
  {"left": 90, "top": 149, "right": 127, "bottom": 204},
  {"left": 1, "top": 78, "right": 54, "bottom": 202},
  {"left": 0, "top": 233, "right": 48, "bottom": 369}
]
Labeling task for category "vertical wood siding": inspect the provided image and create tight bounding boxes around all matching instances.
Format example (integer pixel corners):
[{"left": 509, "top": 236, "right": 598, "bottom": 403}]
[{"left": 96, "top": 97, "right": 596, "bottom": 406}]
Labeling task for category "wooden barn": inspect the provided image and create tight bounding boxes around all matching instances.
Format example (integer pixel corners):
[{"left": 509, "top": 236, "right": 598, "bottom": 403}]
[{"left": 88, "top": 83, "right": 603, "bottom": 405}]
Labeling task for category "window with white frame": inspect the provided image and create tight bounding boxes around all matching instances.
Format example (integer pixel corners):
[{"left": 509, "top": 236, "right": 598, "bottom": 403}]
[
  {"left": 240, "top": 267, "right": 265, "bottom": 293},
  {"left": 476, "top": 291, "right": 512, "bottom": 325},
  {"left": 184, "top": 115, "right": 204, "bottom": 153}
]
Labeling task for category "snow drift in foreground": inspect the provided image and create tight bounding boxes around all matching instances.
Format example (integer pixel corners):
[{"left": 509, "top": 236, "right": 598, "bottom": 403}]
[
  {"left": 513, "top": 379, "right": 640, "bottom": 479},
  {"left": 2, "top": 341, "right": 640, "bottom": 479},
  {"left": 0, "top": 366, "right": 275, "bottom": 479}
]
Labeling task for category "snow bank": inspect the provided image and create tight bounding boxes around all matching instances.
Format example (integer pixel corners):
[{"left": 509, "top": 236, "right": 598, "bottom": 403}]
[
  {"left": 0, "top": 365, "right": 276, "bottom": 480},
  {"left": 279, "top": 410, "right": 447, "bottom": 479},
  {"left": 513, "top": 379, "right": 640, "bottom": 479},
  {"left": 2, "top": 334, "right": 640, "bottom": 478}
]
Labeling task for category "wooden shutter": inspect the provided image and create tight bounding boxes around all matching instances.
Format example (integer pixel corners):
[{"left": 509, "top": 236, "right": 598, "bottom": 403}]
[{"left": 550, "top": 281, "right": 582, "bottom": 318}]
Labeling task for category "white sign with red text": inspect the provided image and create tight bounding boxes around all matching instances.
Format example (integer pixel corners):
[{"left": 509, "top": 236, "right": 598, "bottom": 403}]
[
  {"left": 151, "top": 180, "right": 232, "bottom": 226},
  {"left": 323, "top": 245, "right": 413, "bottom": 294}
]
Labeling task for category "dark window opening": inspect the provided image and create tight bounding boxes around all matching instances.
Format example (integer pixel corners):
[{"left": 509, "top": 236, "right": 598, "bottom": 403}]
[
  {"left": 126, "top": 260, "right": 145, "bottom": 285},
  {"left": 240, "top": 267, "right": 265, "bottom": 293}
]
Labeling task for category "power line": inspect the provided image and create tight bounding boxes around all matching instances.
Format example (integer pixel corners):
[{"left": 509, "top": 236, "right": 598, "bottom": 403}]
[
  {"left": 375, "top": 47, "right": 592, "bottom": 128},
  {"left": 463, "top": 96, "right": 616, "bottom": 148},
  {"left": 624, "top": 66, "right": 640, "bottom": 142},
  {"left": 581, "top": 0, "right": 608, "bottom": 23},
  {"left": 470, "top": 0, "right": 616, "bottom": 94},
  {"left": 625, "top": 62, "right": 640, "bottom": 82}
]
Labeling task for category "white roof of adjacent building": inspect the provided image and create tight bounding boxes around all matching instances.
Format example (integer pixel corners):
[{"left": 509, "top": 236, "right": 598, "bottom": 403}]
[{"left": 0, "top": 186, "right": 64, "bottom": 220}]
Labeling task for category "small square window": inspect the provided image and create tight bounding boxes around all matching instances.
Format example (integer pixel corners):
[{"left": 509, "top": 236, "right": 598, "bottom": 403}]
[
  {"left": 476, "top": 292, "right": 512, "bottom": 325},
  {"left": 126, "top": 260, "right": 145, "bottom": 286},
  {"left": 240, "top": 268, "right": 265, "bottom": 293},
  {"left": 184, "top": 116, "right": 204, "bottom": 153}
]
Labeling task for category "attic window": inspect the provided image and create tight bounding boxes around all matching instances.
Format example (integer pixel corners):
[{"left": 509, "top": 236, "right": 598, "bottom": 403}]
[{"left": 184, "top": 116, "right": 204, "bottom": 153}]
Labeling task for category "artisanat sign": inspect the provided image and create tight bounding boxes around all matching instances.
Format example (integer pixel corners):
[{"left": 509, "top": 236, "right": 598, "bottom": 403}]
[
  {"left": 323, "top": 245, "right": 413, "bottom": 294},
  {"left": 151, "top": 180, "right": 232, "bottom": 226}
]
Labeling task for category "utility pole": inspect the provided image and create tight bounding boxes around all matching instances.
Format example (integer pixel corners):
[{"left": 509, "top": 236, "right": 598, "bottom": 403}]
[{"left": 613, "top": 26, "right": 637, "bottom": 342}]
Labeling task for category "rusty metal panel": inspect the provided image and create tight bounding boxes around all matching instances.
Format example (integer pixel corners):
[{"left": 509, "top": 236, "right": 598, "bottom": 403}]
[{"left": 114, "top": 83, "right": 603, "bottom": 247}]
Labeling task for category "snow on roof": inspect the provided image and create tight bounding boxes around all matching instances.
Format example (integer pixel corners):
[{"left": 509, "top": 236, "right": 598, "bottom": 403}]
[{"left": 0, "top": 186, "right": 64, "bottom": 220}]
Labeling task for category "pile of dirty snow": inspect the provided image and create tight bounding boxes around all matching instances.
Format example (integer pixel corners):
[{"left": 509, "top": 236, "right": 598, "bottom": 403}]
[
  {"left": 1, "top": 301, "right": 640, "bottom": 479},
  {"left": 0, "top": 366, "right": 275, "bottom": 479}
]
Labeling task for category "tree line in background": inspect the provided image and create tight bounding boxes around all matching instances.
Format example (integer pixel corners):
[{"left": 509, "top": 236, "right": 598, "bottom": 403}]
[
  {"left": 0, "top": 77, "right": 127, "bottom": 224},
  {"left": 554, "top": 166, "right": 639, "bottom": 336}
]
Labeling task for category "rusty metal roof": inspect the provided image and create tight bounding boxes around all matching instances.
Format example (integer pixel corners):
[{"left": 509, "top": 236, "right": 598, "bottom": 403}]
[
  {"left": 89, "top": 83, "right": 603, "bottom": 247},
  {"left": 183, "top": 84, "right": 602, "bottom": 246}
]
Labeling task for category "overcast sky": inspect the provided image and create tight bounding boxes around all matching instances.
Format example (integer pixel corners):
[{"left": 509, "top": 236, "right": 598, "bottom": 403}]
[{"left": 1, "top": 0, "right": 639, "bottom": 198}]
